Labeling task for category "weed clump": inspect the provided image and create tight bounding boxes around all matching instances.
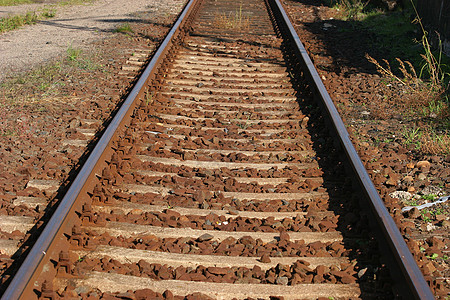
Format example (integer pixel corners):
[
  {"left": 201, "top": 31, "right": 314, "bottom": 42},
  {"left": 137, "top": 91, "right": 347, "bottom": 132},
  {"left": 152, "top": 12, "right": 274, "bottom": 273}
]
[
  {"left": 331, "top": 0, "right": 371, "bottom": 20},
  {"left": 114, "top": 23, "right": 133, "bottom": 34},
  {"left": 213, "top": 4, "right": 251, "bottom": 31}
]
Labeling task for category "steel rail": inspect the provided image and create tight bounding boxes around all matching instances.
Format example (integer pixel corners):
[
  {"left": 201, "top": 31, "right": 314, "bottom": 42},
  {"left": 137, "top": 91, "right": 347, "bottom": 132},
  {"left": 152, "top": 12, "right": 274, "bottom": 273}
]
[
  {"left": 0, "top": 0, "right": 200, "bottom": 298},
  {"left": 266, "top": 0, "right": 435, "bottom": 299}
]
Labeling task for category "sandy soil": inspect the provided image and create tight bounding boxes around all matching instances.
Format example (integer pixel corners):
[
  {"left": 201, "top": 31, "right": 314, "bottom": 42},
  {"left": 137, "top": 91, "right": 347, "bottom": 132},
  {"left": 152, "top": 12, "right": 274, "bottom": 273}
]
[{"left": 0, "top": 0, "right": 183, "bottom": 82}]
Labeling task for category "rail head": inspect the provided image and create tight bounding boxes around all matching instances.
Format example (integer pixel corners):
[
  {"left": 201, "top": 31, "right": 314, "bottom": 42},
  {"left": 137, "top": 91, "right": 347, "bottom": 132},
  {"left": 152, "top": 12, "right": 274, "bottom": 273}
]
[
  {"left": 267, "top": 0, "right": 435, "bottom": 299},
  {"left": 0, "top": 0, "right": 201, "bottom": 299}
]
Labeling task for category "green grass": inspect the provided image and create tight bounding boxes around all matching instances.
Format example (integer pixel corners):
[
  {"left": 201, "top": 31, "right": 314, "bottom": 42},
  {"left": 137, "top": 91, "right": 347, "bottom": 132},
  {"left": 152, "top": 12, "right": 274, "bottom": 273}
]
[
  {"left": 421, "top": 194, "right": 437, "bottom": 201},
  {"left": 66, "top": 44, "right": 100, "bottom": 70},
  {"left": 0, "top": 11, "right": 38, "bottom": 32},
  {"left": 0, "top": 0, "right": 93, "bottom": 33},
  {"left": 402, "top": 125, "right": 422, "bottom": 146},
  {"left": 56, "top": 0, "right": 94, "bottom": 6},
  {"left": 0, "top": 0, "right": 33, "bottom": 5},
  {"left": 329, "top": 0, "right": 373, "bottom": 21},
  {"left": 363, "top": 7, "right": 450, "bottom": 89},
  {"left": 0, "top": 8, "right": 55, "bottom": 33},
  {"left": 114, "top": 22, "right": 133, "bottom": 34},
  {"left": 362, "top": 12, "right": 418, "bottom": 59},
  {"left": 1, "top": 44, "right": 102, "bottom": 105}
]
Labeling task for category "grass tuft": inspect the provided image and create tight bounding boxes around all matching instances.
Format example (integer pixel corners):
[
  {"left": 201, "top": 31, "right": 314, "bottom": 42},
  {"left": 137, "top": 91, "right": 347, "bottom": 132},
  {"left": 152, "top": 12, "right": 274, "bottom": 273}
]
[
  {"left": 0, "top": 0, "right": 33, "bottom": 5},
  {"left": 66, "top": 44, "right": 100, "bottom": 70},
  {"left": 213, "top": 4, "right": 251, "bottom": 31},
  {"left": 409, "top": 1, "right": 449, "bottom": 91},
  {"left": 57, "top": 0, "right": 95, "bottom": 6},
  {"left": 329, "top": 0, "right": 373, "bottom": 20},
  {"left": 0, "top": 11, "right": 38, "bottom": 32},
  {"left": 114, "top": 22, "right": 133, "bottom": 34},
  {"left": 0, "top": 8, "right": 56, "bottom": 33}
]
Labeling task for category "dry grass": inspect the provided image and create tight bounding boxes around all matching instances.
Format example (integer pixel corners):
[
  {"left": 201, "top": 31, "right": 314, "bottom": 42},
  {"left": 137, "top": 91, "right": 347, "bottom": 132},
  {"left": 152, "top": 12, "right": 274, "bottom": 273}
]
[
  {"left": 332, "top": 0, "right": 371, "bottom": 20},
  {"left": 403, "top": 125, "right": 450, "bottom": 155},
  {"left": 419, "top": 132, "right": 450, "bottom": 155},
  {"left": 366, "top": 54, "right": 445, "bottom": 107},
  {"left": 366, "top": 55, "right": 449, "bottom": 155},
  {"left": 0, "top": 0, "right": 33, "bottom": 5},
  {"left": 213, "top": 5, "right": 251, "bottom": 31}
]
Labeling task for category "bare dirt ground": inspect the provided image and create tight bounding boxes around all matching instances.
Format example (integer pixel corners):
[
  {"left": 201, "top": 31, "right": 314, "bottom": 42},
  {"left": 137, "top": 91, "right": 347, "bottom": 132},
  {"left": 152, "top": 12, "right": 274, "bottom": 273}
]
[{"left": 0, "top": 0, "right": 183, "bottom": 81}]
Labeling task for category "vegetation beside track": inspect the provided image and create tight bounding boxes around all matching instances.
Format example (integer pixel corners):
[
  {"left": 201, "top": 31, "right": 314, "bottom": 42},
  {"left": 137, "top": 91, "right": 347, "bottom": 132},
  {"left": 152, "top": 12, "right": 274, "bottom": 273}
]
[
  {"left": 0, "top": 0, "right": 95, "bottom": 33},
  {"left": 0, "top": 8, "right": 55, "bottom": 33},
  {"left": 327, "top": 0, "right": 449, "bottom": 155}
]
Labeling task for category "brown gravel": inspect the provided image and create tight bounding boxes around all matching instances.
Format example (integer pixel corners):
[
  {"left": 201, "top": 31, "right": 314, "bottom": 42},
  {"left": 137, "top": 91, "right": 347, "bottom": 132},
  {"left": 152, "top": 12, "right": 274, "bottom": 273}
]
[
  {"left": 0, "top": 0, "right": 187, "bottom": 289},
  {"left": 281, "top": 0, "right": 449, "bottom": 298},
  {"left": 1, "top": 0, "right": 448, "bottom": 298}
]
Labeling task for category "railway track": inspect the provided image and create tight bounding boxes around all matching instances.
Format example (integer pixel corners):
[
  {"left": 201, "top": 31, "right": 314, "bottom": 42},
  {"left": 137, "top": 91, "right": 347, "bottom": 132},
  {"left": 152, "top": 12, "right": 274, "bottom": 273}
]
[{"left": 0, "top": 0, "right": 435, "bottom": 299}]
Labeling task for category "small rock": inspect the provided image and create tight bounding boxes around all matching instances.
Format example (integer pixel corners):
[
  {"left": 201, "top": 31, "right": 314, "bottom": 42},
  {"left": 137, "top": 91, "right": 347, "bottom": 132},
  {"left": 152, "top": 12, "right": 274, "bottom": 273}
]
[
  {"left": 405, "top": 207, "right": 420, "bottom": 219},
  {"left": 357, "top": 268, "right": 368, "bottom": 279},
  {"left": 341, "top": 274, "right": 356, "bottom": 284},
  {"left": 272, "top": 221, "right": 283, "bottom": 229},
  {"left": 402, "top": 176, "right": 414, "bottom": 184},
  {"left": 74, "top": 286, "right": 90, "bottom": 294},
  {"left": 426, "top": 223, "right": 436, "bottom": 231},
  {"left": 280, "top": 231, "right": 290, "bottom": 242},
  {"left": 116, "top": 291, "right": 134, "bottom": 299},
  {"left": 417, "top": 161, "right": 431, "bottom": 170},
  {"left": 440, "top": 220, "right": 450, "bottom": 229},
  {"left": 435, "top": 214, "right": 445, "bottom": 222},
  {"left": 423, "top": 261, "right": 436, "bottom": 274},
  {"left": 228, "top": 208, "right": 239, "bottom": 215},
  {"left": 305, "top": 178, "right": 321, "bottom": 191},
  {"left": 389, "top": 191, "right": 412, "bottom": 203},
  {"left": 200, "top": 201, "right": 210, "bottom": 209},
  {"left": 360, "top": 142, "right": 370, "bottom": 148},
  {"left": 260, "top": 254, "right": 271, "bottom": 263},
  {"left": 197, "top": 233, "right": 214, "bottom": 242},
  {"left": 130, "top": 209, "right": 143, "bottom": 215},
  {"left": 163, "top": 290, "right": 174, "bottom": 299},
  {"left": 385, "top": 172, "right": 400, "bottom": 186},
  {"left": 420, "top": 186, "right": 443, "bottom": 196},
  {"left": 407, "top": 186, "right": 416, "bottom": 193},
  {"left": 276, "top": 276, "right": 289, "bottom": 285},
  {"left": 417, "top": 173, "right": 427, "bottom": 181},
  {"left": 179, "top": 215, "right": 190, "bottom": 223},
  {"left": 68, "top": 118, "right": 81, "bottom": 129}
]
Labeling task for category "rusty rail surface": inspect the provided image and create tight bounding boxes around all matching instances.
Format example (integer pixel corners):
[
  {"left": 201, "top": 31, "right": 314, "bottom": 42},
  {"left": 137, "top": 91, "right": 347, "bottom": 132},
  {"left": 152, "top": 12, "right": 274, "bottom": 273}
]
[{"left": 1, "top": 0, "right": 434, "bottom": 298}]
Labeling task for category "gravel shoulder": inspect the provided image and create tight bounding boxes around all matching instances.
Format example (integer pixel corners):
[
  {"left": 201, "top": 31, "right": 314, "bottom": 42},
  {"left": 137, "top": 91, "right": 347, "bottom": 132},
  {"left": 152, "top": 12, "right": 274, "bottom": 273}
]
[{"left": 0, "top": 0, "right": 182, "bottom": 82}]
